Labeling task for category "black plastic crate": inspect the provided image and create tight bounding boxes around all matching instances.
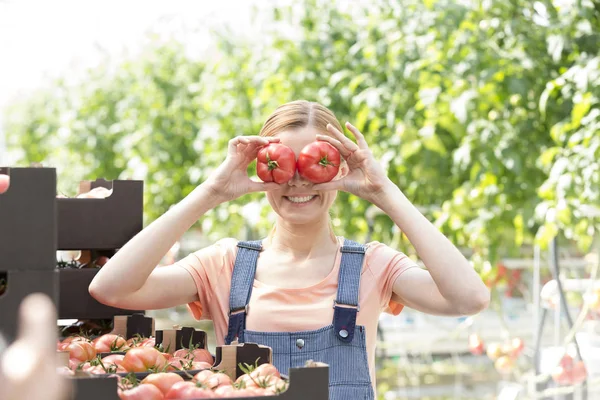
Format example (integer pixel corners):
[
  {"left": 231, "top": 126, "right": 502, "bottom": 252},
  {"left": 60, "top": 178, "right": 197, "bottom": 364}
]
[
  {"left": 58, "top": 269, "right": 144, "bottom": 320},
  {"left": 0, "top": 167, "right": 57, "bottom": 271},
  {"left": 57, "top": 179, "right": 143, "bottom": 250},
  {"left": 0, "top": 269, "right": 59, "bottom": 342}
]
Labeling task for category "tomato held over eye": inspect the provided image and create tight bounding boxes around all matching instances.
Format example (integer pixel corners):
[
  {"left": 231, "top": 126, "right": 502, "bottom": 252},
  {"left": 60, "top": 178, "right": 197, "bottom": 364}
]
[
  {"left": 256, "top": 143, "right": 297, "bottom": 184},
  {"left": 297, "top": 142, "right": 341, "bottom": 184}
]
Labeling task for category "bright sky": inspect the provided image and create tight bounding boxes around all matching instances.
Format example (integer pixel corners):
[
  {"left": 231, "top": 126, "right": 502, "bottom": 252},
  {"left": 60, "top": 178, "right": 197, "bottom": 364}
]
[
  {"left": 0, "top": 0, "right": 268, "bottom": 109},
  {"left": 0, "top": 0, "right": 271, "bottom": 163}
]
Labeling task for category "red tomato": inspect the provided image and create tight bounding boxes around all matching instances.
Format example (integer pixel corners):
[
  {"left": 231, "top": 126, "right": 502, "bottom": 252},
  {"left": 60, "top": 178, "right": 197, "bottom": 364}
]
[
  {"left": 213, "top": 385, "right": 236, "bottom": 396},
  {"left": 571, "top": 361, "right": 588, "bottom": 384},
  {"left": 165, "top": 381, "right": 216, "bottom": 399},
  {"left": 126, "top": 337, "right": 155, "bottom": 348},
  {"left": 142, "top": 372, "right": 184, "bottom": 396},
  {"left": 559, "top": 354, "right": 574, "bottom": 369},
  {"left": 173, "top": 348, "right": 213, "bottom": 364},
  {"left": 494, "top": 355, "right": 515, "bottom": 374},
  {"left": 509, "top": 337, "right": 525, "bottom": 358},
  {"left": 497, "top": 263, "right": 507, "bottom": 277},
  {"left": 68, "top": 358, "right": 83, "bottom": 370},
  {"left": 95, "top": 256, "right": 110, "bottom": 267},
  {"left": 191, "top": 361, "right": 213, "bottom": 370},
  {"left": 122, "top": 347, "right": 168, "bottom": 372},
  {"left": 192, "top": 369, "right": 214, "bottom": 383},
  {"left": 87, "top": 366, "right": 108, "bottom": 375},
  {"left": 253, "top": 363, "right": 280, "bottom": 379},
  {"left": 101, "top": 354, "right": 126, "bottom": 372},
  {"left": 297, "top": 141, "right": 341, "bottom": 183},
  {"left": 62, "top": 336, "right": 91, "bottom": 345},
  {"left": 0, "top": 174, "right": 9, "bottom": 194},
  {"left": 67, "top": 341, "right": 97, "bottom": 362},
  {"left": 118, "top": 383, "right": 164, "bottom": 400},
  {"left": 267, "top": 378, "right": 288, "bottom": 394},
  {"left": 256, "top": 143, "right": 296, "bottom": 184},
  {"left": 167, "top": 356, "right": 191, "bottom": 371},
  {"left": 235, "top": 374, "right": 259, "bottom": 389},
  {"left": 468, "top": 333, "right": 485, "bottom": 356},
  {"left": 205, "top": 372, "right": 232, "bottom": 390},
  {"left": 92, "top": 334, "right": 128, "bottom": 353}
]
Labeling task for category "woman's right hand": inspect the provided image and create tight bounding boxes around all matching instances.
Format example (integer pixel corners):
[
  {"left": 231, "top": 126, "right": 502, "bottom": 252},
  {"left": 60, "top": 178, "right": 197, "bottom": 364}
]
[{"left": 204, "top": 136, "right": 282, "bottom": 202}]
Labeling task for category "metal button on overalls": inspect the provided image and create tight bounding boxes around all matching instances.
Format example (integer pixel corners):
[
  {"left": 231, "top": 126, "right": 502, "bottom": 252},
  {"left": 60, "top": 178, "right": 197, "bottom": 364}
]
[{"left": 225, "top": 239, "right": 375, "bottom": 400}]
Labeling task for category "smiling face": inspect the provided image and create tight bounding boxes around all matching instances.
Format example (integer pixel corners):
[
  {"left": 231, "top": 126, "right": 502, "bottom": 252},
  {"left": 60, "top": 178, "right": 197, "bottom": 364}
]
[
  {"left": 266, "top": 126, "right": 341, "bottom": 225},
  {"left": 259, "top": 100, "right": 346, "bottom": 226}
]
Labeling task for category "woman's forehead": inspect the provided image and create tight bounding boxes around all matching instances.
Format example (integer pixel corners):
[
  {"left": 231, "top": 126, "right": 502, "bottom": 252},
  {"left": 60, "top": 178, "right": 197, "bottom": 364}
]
[{"left": 276, "top": 126, "right": 321, "bottom": 153}]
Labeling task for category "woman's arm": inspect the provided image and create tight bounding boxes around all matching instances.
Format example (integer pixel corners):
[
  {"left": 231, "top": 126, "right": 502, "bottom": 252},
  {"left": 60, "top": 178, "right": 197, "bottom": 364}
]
[
  {"left": 313, "top": 121, "right": 490, "bottom": 317},
  {"left": 376, "top": 184, "right": 490, "bottom": 316},
  {"left": 88, "top": 184, "right": 221, "bottom": 310},
  {"left": 89, "top": 135, "right": 281, "bottom": 310}
]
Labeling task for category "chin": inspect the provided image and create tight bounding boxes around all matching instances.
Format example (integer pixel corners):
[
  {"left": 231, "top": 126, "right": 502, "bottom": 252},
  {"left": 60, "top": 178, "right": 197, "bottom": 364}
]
[
  {"left": 278, "top": 211, "right": 325, "bottom": 226},
  {"left": 272, "top": 194, "right": 330, "bottom": 225}
]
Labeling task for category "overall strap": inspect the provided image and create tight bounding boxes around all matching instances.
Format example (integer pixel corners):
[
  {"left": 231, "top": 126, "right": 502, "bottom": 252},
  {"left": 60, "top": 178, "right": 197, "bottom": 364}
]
[
  {"left": 333, "top": 239, "right": 366, "bottom": 343},
  {"left": 224, "top": 240, "right": 262, "bottom": 345}
]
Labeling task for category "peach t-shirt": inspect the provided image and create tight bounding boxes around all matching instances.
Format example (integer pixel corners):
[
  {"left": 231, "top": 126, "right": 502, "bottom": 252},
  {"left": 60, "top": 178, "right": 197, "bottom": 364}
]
[{"left": 176, "top": 236, "right": 418, "bottom": 386}]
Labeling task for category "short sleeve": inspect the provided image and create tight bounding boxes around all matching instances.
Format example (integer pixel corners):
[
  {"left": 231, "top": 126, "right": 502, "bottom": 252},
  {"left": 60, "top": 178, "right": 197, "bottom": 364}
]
[
  {"left": 365, "top": 242, "right": 419, "bottom": 316},
  {"left": 175, "top": 238, "right": 238, "bottom": 321}
]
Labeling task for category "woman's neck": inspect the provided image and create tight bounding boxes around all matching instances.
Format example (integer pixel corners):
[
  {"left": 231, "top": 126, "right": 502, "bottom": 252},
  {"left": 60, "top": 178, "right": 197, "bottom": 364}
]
[{"left": 266, "top": 217, "right": 338, "bottom": 259}]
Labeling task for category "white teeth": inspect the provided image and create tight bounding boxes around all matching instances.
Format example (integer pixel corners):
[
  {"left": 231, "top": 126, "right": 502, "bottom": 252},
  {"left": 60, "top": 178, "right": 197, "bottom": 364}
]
[{"left": 286, "top": 195, "right": 316, "bottom": 203}]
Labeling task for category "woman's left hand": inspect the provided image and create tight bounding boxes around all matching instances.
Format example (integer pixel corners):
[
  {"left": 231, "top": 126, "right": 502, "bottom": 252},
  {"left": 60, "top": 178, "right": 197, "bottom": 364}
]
[{"left": 312, "top": 122, "right": 393, "bottom": 203}]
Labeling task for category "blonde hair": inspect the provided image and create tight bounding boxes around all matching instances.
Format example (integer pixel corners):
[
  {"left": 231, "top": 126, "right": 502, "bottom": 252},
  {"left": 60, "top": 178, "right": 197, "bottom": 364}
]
[
  {"left": 259, "top": 100, "right": 344, "bottom": 138},
  {"left": 259, "top": 100, "right": 340, "bottom": 244}
]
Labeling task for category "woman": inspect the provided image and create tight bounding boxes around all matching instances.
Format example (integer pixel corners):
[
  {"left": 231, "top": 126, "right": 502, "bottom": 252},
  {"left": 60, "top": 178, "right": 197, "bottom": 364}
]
[{"left": 89, "top": 100, "right": 490, "bottom": 399}]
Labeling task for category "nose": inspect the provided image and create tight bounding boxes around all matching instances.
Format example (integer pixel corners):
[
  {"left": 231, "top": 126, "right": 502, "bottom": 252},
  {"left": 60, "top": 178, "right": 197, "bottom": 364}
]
[{"left": 288, "top": 169, "right": 310, "bottom": 187}]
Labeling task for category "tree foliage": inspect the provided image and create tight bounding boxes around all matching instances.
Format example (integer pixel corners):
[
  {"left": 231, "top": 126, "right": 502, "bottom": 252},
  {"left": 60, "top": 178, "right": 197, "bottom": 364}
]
[{"left": 5, "top": 0, "right": 599, "bottom": 272}]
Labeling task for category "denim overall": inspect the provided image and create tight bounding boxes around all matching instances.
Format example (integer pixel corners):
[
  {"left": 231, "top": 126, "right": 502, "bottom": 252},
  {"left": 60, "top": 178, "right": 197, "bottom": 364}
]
[{"left": 224, "top": 239, "right": 375, "bottom": 400}]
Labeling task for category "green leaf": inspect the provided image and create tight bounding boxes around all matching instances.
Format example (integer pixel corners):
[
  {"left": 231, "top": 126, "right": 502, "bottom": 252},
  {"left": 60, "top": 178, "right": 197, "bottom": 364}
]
[{"left": 571, "top": 92, "right": 593, "bottom": 128}]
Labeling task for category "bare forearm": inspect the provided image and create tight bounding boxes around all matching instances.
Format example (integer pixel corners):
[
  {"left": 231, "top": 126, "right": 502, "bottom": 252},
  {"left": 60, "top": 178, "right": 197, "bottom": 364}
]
[
  {"left": 374, "top": 182, "right": 489, "bottom": 310},
  {"left": 90, "top": 183, "right": 221, "bottom": 297}
]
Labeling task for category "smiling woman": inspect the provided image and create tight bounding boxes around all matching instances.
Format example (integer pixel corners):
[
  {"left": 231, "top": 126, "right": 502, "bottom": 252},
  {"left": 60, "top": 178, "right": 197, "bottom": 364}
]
[{"left": 89, "top": 99, "right": 490, "bottom": 399}]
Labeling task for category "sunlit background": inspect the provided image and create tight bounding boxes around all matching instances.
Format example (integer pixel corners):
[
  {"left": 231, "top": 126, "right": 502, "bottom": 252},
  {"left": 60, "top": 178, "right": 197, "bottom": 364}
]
[{"left": 1, "top": 0, "right": 599, "bottom": 399}]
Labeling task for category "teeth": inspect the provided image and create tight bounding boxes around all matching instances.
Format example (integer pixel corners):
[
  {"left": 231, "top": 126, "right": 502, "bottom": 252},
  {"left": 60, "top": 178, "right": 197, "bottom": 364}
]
[{"left": 287, "top": 196, "right": 315, "bottom": 203}]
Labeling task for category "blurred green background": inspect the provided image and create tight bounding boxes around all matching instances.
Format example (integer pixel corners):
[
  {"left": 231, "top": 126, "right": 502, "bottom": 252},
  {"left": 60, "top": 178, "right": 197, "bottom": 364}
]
[
  {"left": 5, "top": 0, "right": 598, "bottom": 267},
  {"left": 2, "top": 0, "right": 599, "bottom": 398}
]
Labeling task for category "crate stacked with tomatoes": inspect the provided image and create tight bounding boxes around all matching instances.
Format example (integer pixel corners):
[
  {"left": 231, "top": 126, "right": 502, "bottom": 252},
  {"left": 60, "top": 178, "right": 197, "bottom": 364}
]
[
  {"left": 57, "top": 328, "right": 328, "bottom": 400},
  {"left": 1, "top": 167, "right": 330, "bottom": 399}
]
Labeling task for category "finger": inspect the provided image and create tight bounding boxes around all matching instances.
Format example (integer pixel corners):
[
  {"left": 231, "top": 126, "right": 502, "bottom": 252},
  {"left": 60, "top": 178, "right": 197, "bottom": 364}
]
[
  {"left": 316, "top": 134, "right": 353, "bottom": 158},
  {"left": 247, "top": 181, "right": 281, "bottom": 193},
  {"left": 18, "top": 293, "right": 57, "bottom": 348},
  {"left": 312, "top": 179, "right": 344, "bottom": 192},
  {"left": 228, "top": 136, "right": 278, "bottom": 152},
  {"left": 326, "top": 124, "right": 359, "bottom": 152},
  {"left": 240, "top": 136, "right": 280, "bottom": 145},
  {"left": 345, "top": 122, "right": 368, "bottom": 148}
]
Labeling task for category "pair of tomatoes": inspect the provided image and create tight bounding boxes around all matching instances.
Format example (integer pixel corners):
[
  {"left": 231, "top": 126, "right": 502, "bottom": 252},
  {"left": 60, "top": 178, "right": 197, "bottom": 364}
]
[{"left": 256, "top": 142, "right": 340, "bottom": 184}]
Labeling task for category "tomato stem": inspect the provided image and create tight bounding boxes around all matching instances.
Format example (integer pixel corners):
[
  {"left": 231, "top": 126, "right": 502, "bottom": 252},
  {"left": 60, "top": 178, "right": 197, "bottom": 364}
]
[
  {"left": 266, "top": 153, "right": 279, "bottom": 171},
  {"left": 319, "top": 155, "right": 336, "bottom": 167}
]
